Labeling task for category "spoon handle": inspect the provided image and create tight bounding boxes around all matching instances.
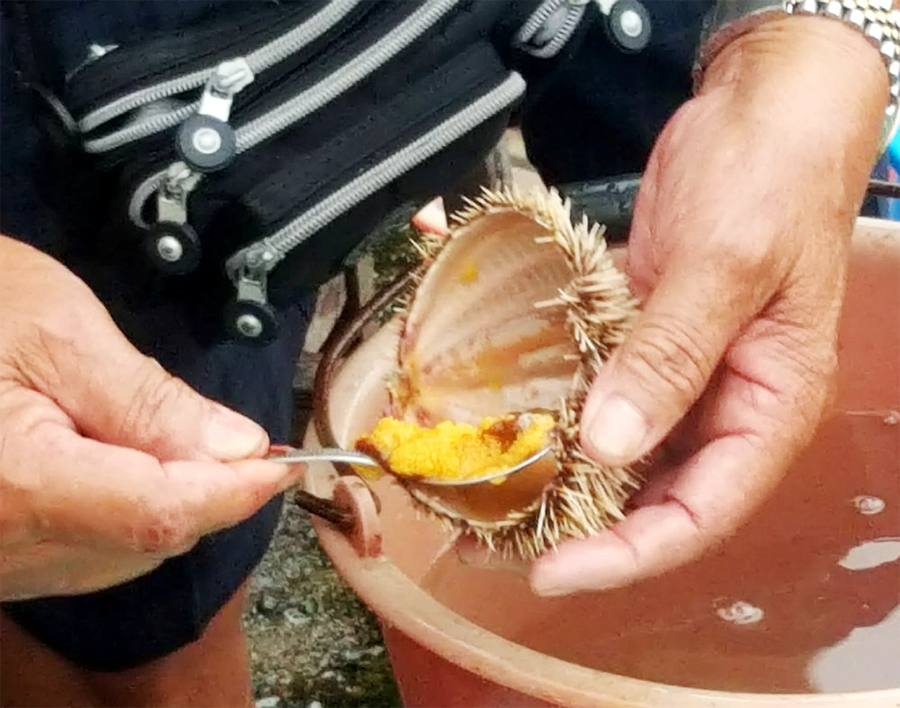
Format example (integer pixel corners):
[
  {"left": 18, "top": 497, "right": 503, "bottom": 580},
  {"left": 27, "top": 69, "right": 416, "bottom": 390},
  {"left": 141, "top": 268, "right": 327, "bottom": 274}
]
[
  {"left": 266, "top": 446, "right": 374, "bottom": 529},
  {"left": 268, "top": 447, "right": 380, "bottom": 468}
]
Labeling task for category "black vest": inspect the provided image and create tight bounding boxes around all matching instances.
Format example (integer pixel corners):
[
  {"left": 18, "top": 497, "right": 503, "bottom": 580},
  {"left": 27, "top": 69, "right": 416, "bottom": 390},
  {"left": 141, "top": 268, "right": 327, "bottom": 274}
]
[{"left": 2, "top": 0, "right": 705, "bottom": 344}]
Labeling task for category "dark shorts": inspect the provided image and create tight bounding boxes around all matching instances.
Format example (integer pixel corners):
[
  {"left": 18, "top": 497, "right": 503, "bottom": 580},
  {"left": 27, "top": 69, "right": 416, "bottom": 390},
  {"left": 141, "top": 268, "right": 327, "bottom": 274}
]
[{"left": 0, "top": 297, "right": 313, "bottom": 672}]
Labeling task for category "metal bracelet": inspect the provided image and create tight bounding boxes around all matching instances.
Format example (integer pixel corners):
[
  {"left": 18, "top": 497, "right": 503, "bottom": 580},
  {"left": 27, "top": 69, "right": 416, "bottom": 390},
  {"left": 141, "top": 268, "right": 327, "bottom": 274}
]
[{"left": 786, "top": 0, "right": 900, "bottom": 152}]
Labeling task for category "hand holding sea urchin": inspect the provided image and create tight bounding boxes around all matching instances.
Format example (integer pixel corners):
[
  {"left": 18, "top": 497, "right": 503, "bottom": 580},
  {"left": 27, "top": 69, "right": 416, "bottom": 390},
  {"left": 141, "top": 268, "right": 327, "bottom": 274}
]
[{"left": 354, "top": 186, "right": 642, "bottom": 560}]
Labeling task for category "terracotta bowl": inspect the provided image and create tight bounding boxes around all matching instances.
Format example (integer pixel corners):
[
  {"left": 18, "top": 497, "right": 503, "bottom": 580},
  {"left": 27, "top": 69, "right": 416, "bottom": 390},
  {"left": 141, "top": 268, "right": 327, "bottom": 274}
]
[{"left": 304, "top": 217, "right": 900, "bottom": 708}]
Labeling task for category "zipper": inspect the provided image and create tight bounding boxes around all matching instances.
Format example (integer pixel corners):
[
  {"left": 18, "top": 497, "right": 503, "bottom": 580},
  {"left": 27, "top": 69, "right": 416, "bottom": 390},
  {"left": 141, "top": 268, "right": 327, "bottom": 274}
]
[
  {"left": 127, "top": 0, "right": 462, "bottom": 227},
  {"left": 516, "top": 0, "right": 590, "bottom": 58},
  {"left": 239, "top": 40, "right": 505, "bottom": 228},
  {"left": 233, "top": 0, "right": 460, "bottom": 153},
  {"left": 224, "top": 71, "right": 526, "bottom": 312},
  {"left": 80, "top": 0, "right": 365, "bottom": 151}
]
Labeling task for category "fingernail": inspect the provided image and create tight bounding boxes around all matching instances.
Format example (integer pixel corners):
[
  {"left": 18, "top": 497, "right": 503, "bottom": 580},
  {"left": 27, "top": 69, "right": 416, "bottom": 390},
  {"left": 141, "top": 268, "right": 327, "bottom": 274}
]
[
  {"left": 532, "top": 571, "right": 627, "bottom": 597},
  {"left": 585, "top": 395, "right": 648, "bottom": 464},
  {"left": 204, "top": 406, "right": 268, "bottom": 460},
  {"left": 530, "top": 567, "right": 612, "bottom": 597}
]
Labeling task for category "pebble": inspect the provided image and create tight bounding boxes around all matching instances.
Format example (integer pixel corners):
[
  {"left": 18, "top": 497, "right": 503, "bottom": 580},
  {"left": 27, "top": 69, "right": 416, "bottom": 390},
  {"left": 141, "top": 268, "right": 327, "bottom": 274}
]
[
  {"left": 283, "top": 608, "right": 309, "bottom": 626},
  {"left": 254, "top": 574, "right": 275, "bottom": 589},
  {"left": 255, "top": 697, "right": 280, "bottom": 708},
  {"left": 257, "top": 594, "right": 279, "bottom": 615},
  {"left": 341, "top": 649, "right": 363, "bottom": 662}
]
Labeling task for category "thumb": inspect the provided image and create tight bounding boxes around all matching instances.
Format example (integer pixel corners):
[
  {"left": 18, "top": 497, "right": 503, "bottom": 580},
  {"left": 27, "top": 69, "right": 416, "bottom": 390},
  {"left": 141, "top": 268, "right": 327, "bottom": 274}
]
[
  {"left": 81, "top": 353, "right": 269, "bottom": 462},
  {"left": 2, "top": 236, "right": 267, "bottom": 462},
  {"left": 580, "top": 263, "right": 752, "bottom": 466},
  {"left": 22, "top": 303, "right": 266, "bottom": 463}
]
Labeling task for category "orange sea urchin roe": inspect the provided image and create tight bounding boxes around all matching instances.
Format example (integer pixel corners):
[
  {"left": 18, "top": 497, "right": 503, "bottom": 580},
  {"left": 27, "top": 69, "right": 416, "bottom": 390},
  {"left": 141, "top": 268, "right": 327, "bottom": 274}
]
[{"left": 354, "top": 414, "right": 554, "bottom": 482}]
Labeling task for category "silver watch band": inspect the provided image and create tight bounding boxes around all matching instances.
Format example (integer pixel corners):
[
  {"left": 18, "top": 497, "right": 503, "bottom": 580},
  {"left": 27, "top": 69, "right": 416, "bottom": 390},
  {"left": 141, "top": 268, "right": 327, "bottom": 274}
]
[{"left": 694, "top": 0, "right": 900, "bottom": 154}]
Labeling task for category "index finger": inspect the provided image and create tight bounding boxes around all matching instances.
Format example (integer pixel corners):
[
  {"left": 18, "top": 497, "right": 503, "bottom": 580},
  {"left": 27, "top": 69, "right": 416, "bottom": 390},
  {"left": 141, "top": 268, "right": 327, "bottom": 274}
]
[{"left": 6, "top": 417, "right": 303, "bottom": 557}]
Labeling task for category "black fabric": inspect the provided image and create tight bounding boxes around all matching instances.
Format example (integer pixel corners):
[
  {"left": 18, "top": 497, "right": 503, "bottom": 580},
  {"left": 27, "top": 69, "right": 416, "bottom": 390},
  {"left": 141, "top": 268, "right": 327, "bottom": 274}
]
[
  {"left": 9, "top": 0, "right": 547, "bottom": 346},
  {"left": 244, "top": 43, "right": 504, "bottom": 224},
  {"left": 0, "top": 0, "right": 707, "bottom": 672},
  {"left": 519, "top": 0, "right": 712, "bottom": 185}
]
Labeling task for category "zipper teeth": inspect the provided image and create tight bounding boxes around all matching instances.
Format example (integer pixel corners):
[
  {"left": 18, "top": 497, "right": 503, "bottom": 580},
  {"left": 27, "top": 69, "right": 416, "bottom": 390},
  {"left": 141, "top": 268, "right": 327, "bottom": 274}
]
[
  {"left": 127, "top": 0, "right": 460, "bottom": 222},
  {"left": 234, "top": 0, "right": 459, "bottom": 154},
  {"left": 79, "top": 0, "right": 362, "bottom": 141},
  {"left": 241, "top": 71, "right": 526, "bottom": 271},
  {"left": 516, "top": 0, "right": 566, "bottom": 44},
  {"left": 243, "top": 0, "right": 360, "bottom": 70},
  {"left": 516, "top": 0, "right": 587, "bottom": 59},
  {"left": 85, "top": 103, "right": 199, "bottom": 153},
  {"left": 528, "top": 3, "right": 586, "bottom": 58}
]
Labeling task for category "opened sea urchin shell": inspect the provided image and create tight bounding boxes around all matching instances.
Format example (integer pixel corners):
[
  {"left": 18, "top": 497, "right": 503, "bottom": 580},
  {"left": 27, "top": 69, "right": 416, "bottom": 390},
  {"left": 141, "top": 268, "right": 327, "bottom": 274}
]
[{"left": 379, "top": 187, "right": 641, "bottom": 559}]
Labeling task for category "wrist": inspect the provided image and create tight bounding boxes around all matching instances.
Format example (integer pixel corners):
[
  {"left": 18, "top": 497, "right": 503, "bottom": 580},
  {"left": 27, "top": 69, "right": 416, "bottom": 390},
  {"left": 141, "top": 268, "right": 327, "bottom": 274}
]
[
  {"left": 696, "top": 1, "right": 898, "bottom": 156},
  {"left": 702, "top": 15, "right": 887, "bottom": 90},
  {"left": 700, "top": 16, "right": 888, "bottom": 159}
]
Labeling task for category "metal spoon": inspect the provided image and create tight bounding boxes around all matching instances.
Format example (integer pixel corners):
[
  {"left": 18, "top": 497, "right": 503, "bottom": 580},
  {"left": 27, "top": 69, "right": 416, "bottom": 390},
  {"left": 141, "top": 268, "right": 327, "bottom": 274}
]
[
  {"left": 268, "top": 444, "right": 553, "bottom": 487},
  {"left": 408, "top": 445, "right": 552, "bottom": 487}
]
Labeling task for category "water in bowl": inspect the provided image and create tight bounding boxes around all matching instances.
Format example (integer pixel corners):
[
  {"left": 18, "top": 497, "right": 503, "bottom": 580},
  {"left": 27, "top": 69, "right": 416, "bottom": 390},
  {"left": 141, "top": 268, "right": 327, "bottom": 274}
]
[{"left": 421, "top": 411, "right": 900, "bottom": 693}]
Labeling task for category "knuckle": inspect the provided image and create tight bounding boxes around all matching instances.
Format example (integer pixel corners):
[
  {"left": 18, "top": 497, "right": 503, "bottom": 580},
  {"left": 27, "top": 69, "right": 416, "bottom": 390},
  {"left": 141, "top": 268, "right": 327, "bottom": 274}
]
[
  {"left": 751, "top": 324, "right": 838, "bottom": 438},
  {"left": 120, "top": 460, "right": 202, "bottom": 556},
  {"left": 128, "top": 503, "right": 198, "bottom": 556},
  {"left": 8, "top": 281, "right": 110, "bottom": 392},
  {"left": 717, "top": 239, "right": 777, "bottom": 280},
  {"left": 116, "top": 360, "right": 190, "bottom": 442},
  {"left": 621, "top": 319, "right": 715, "bottom": 406},
  {"left": 798, "top": 348, "right": 838, "bottom": 429},
  {"left": 12, "top": 327, "right": 71, "bottom": 393}
]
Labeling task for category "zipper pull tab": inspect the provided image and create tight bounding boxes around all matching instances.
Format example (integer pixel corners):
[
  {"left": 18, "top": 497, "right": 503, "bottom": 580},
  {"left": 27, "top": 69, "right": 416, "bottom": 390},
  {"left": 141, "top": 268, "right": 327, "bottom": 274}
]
[
  {"left": 224, "top": 243, "right": 281, "bottom": 344},
  {"left": 150, "top": 59, "right": 255, "bottom": 275},
  {"left": 144, "top": 162, "right": 203, "bottom": 275},
  {"left": 176, "top": 59, "right": 253, "bottom": 173},
  {"left": 200, "top": 59, "right": 255, "bottom": 122}
]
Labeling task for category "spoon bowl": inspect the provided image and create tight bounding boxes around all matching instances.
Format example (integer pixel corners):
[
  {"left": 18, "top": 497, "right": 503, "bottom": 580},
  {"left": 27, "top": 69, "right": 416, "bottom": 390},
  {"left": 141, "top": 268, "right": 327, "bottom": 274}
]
[
  {"left": 271, "top": 411, "right": 559, "bottom": 524},
  {"left": 404, "top": 446, "right": 559, "bottom": 524},
  {"left": 407, "top": 444, "right": 553, "bottom": 487}
]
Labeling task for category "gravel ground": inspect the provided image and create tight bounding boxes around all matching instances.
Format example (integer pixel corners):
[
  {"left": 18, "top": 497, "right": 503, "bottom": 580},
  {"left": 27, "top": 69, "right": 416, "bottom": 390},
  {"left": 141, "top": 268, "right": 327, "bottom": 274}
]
[
  {"left": 244, "top": 495, "right": 401, "bottom": 708},
  {"left": 242, "top": 212, "right": 414, "bottom": 708},
  {"left": 243, "top": 214, "right": 411, "bottom": 708}
]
